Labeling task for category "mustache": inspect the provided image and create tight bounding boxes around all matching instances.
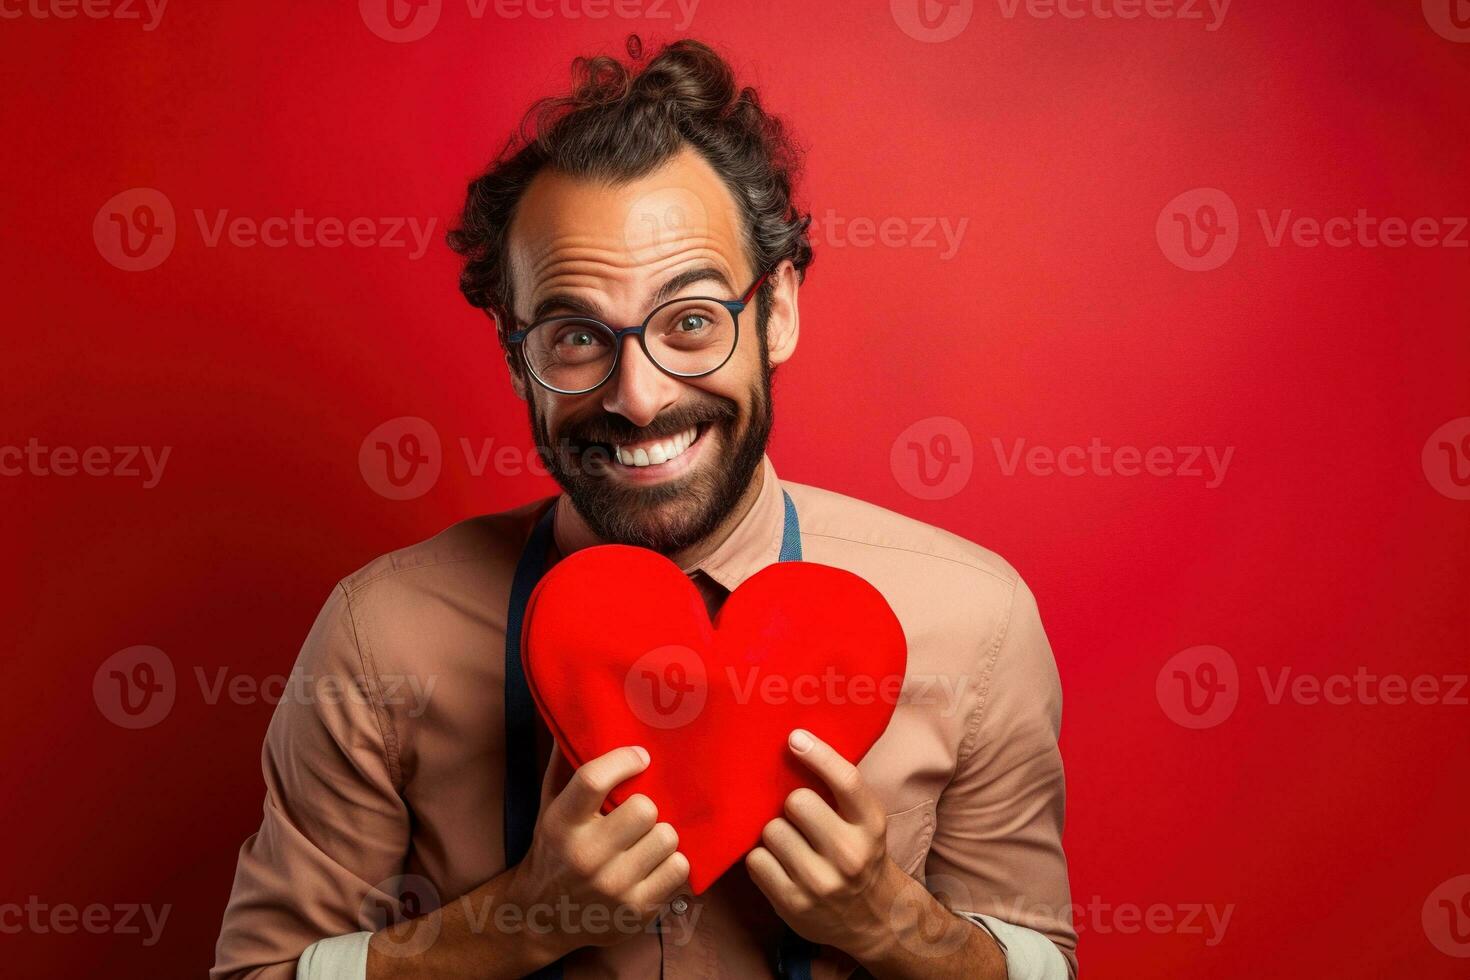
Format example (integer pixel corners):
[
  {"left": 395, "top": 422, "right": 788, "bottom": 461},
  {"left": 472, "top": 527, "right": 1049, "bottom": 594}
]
[{"left": 557, "top": 400, "right": 738, "bottom": 447}]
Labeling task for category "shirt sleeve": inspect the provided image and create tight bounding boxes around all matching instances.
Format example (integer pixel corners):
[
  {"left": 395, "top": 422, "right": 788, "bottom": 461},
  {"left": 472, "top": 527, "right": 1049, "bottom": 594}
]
[
  {"left": 211, "top": 582, "right": 411, "bottom": 980},
  {"left": 923, "top": 574, "right": 1078, "bottom": 978},
  {"left": 296, "top": 932, "right": 372, "bottom": 980},
  {"left": 960, "top": 912, "right": 1070, "bottom": 980}
]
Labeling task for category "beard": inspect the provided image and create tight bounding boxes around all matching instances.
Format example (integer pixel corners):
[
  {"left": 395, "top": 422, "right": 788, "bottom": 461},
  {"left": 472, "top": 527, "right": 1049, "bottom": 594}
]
[{"left": 529, "top": 362, "right": 774, "bottom": 554}]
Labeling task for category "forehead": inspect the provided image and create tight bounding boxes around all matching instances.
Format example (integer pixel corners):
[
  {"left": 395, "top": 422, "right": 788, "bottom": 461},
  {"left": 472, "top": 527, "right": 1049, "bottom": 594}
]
[{"left": 507, "top": 147, "right": 748, "bottom": 314}]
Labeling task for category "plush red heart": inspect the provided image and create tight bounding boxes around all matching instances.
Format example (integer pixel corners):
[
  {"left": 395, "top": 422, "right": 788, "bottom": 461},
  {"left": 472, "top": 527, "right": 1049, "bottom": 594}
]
[{"left": 522, "top": 544, "right": 907, "bottom": 894}]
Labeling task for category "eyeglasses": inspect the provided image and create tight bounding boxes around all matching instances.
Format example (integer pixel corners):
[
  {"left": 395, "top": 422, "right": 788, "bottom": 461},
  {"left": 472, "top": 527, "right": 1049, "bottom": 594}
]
[{"left": 506, "top": 269, "right": 771, "bottom": 395}]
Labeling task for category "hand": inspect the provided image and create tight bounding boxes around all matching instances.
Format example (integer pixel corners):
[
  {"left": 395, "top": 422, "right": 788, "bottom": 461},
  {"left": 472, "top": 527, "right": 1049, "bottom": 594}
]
[
  {"left": 506, "top": 745, "right": 690, "bottom": 958},
  {"left": 744, "top": 729, "right": 909, "bottom": 961}
]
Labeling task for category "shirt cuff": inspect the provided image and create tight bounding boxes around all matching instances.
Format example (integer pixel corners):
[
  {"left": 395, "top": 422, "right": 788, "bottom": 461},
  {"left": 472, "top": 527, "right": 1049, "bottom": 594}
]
[
  {"left": 296, "top": 931, "right": 372, "bottom": 980},
  {"left": 956, "top": 911, "right": 1069, "bottom": 980}
]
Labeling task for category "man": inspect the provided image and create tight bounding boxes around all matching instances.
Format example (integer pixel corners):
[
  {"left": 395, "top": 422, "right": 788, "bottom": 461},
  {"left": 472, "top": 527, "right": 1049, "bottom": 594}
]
[{"left": 213, "top": 39, "right": 1076, "bottom": 980}]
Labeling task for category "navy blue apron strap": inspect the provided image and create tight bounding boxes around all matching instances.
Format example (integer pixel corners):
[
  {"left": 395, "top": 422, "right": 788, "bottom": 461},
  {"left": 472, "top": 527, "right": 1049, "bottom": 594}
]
[
  {"left": 778, "top": 490, "right": 801, "bottom": 562},
  {"left": 503, "top": 501, "right": 563, "bottom": 979},
  {"left": 773, "top": 489, "right": 814, "bottom": 979}
]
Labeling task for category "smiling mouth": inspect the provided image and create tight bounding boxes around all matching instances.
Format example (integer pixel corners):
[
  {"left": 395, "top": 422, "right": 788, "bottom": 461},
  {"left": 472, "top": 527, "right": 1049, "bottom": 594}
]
[{"left": 572, "top": 421, "right": 713, "bottom": 479}]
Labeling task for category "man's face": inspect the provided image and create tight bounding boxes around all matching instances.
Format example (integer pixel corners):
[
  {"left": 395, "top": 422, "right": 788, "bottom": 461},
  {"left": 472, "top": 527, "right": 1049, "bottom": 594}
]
[{"left": 506, "top": 148, "right": 798, "bottom": 552}]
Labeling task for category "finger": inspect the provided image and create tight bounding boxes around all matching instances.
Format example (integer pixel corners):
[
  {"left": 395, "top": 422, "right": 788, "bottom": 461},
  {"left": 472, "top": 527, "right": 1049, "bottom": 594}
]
[
  {"left": 761, "top": 817, "right": 841, "bottom": 895},
  {"left": 631, "top": 850, "right": 691, "bottom": 910},
  {"left": 558, "top": 745, "right": 650, "bottom": 821},
  {"left": 607, "top": 820, "right": 680, "bottom": 884},
  {"left": 745, "top": 846, "right": 803, "bottom": 910},
  {"left": 783, "top": 787, "right": 861, "bottom": 868},
  {"left": 788, "top": 729, "right": 882, "bottom": 831},
  {"left": 598, "top": 794, "right": 661, "bottom": 851}
]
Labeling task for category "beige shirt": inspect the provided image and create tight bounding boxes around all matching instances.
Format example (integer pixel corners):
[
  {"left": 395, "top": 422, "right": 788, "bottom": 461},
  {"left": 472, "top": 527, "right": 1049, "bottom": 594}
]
[{"left": 211, "top": 456, "right": 1077, "bottom": 978}]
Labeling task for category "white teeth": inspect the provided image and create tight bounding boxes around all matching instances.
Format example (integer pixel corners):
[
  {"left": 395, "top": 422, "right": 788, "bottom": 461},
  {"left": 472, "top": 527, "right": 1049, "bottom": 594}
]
[{"left": 614, "top": 426, "right": 700, "bottom": 468}]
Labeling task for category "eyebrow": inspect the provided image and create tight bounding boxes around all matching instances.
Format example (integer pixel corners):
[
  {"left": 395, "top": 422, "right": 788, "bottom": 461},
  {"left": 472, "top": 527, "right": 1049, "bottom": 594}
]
[{"left": 527, "top": 266, "right": 736, "bottom": 325}]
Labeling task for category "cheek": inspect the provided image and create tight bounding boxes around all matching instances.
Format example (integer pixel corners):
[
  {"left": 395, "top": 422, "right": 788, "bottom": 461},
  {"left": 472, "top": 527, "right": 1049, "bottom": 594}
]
[{"left": 535, "top": 392, "right": 589, "bottom": 433}]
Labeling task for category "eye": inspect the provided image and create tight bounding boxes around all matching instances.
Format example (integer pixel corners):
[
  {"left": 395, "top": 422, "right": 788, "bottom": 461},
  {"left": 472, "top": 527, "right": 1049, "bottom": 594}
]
[{"left": 675, "top": 313, "right": 710, "bottom": 333}]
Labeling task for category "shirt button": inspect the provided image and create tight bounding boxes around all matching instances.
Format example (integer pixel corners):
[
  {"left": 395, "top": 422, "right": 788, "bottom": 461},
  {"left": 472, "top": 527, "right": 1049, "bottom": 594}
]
[{"left": 671, "top": 895, "right": 690, "bottom": 916}]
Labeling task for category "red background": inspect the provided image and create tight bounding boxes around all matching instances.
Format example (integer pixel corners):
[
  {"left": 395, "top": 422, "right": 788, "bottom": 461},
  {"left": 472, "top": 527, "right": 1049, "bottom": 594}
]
[{"left": 3, "top": 1, "right": 1468, "bottom": 976}]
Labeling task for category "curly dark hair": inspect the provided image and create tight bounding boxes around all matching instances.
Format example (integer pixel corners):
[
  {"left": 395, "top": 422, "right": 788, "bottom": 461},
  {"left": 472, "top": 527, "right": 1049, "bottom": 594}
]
[{"left": 447, "top": 38, "right": 813, "bottom": 347}]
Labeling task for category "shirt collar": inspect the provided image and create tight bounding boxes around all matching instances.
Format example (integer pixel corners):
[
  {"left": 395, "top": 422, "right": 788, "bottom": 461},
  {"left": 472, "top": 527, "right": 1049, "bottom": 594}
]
[{"left": 551, "top": 454, "right": 785, "bottom": 592}]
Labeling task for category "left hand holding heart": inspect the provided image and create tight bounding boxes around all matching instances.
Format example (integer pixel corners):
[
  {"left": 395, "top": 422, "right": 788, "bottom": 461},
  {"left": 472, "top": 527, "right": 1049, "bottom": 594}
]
[{"left": 745, "top": 728, "right": 910, "bottom": 960}]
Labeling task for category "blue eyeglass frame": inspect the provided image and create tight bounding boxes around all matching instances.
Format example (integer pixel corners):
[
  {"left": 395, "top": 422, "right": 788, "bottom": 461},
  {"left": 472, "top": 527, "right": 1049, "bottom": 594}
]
[{"left": 505, "top": 268, "right": 773, "bottom": 395}]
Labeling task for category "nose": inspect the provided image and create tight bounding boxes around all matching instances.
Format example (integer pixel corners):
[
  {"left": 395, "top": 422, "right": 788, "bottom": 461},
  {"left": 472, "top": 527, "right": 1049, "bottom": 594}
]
[{"left": 600, "top": 333, "right": 681, "bottom": 428}]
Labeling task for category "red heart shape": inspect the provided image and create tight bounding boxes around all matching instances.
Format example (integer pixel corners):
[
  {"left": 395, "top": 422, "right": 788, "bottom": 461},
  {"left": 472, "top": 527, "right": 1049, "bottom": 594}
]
[{"left": 523, "top": 545, "right": 907, "bottom": 894}]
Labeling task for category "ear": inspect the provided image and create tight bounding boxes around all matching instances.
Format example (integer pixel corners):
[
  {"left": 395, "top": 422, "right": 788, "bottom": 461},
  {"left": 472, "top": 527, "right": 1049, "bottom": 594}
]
[
  {"left": 504, "top": 347, "right": 530, "bottom": 401},
  {"left": 494, "top": 311, "right": 531, "bottom": 401},
  {"left": 763, "top": 260, "right": 800, "bottom": 367}
]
